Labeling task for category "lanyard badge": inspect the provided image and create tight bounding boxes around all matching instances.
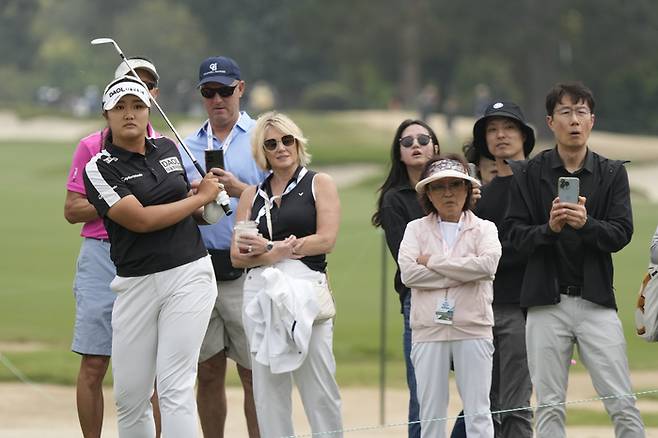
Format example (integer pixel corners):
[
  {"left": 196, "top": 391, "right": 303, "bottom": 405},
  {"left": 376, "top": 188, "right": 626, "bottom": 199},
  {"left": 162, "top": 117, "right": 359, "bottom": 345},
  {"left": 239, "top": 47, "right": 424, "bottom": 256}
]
[{"left": 434, "top": 293, "right": 455, "bottom": 325}]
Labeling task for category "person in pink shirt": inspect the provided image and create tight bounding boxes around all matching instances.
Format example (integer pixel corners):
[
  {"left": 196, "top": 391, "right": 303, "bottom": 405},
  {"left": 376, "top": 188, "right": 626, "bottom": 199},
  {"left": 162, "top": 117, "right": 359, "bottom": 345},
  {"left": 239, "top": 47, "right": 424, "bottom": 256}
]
[{"left": 64, "top": 57, "right": 163, "bottom": 438}]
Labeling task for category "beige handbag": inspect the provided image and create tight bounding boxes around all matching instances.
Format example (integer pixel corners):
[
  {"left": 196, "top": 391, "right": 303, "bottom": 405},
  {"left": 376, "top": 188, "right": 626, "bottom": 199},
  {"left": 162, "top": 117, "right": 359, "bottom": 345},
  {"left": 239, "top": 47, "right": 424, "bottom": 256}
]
[{"left": 314, "top": 271, "right": 336, "bottom": 322}]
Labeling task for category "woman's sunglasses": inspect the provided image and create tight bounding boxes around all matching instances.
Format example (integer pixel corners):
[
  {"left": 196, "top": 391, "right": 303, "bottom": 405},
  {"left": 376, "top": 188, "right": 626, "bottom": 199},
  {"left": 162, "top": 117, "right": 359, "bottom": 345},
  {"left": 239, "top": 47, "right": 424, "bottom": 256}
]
[
  {"left": 263, "top": 134, "right": 295, "bottom": 151},
  {"left": 400, "top": 134, "right": 432, "bottom": 148},
  {"left": 200, "top": 85, "right": 238, "bottom": 99}
]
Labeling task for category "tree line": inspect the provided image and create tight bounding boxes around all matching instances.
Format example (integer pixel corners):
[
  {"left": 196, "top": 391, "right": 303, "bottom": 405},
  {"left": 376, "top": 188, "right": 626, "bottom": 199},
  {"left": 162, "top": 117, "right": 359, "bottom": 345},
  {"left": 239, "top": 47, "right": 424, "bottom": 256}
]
[{"left": 2, "top": 0, "right": 658, "bottom": 135}]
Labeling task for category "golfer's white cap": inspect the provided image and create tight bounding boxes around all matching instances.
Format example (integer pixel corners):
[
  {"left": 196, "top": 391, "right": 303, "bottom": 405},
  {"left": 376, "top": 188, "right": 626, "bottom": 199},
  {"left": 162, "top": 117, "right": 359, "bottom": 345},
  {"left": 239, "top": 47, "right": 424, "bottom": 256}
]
[
  {"left": 102, "top": 76, "right": 151, "bottom": 111},
  {"left": 114, "top": 57, "right": 159, "bottom": 83}
]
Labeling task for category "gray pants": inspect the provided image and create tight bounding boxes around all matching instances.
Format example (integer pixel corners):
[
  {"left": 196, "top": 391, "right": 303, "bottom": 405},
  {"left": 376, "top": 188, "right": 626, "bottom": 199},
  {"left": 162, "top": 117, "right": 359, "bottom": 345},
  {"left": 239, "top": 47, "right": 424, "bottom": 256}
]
[
  {"left": 491, "top": 304, "right": 533, "bottom": 438},
  {"left": 526, "top": 296, "right": 645, "bottom": 438}
]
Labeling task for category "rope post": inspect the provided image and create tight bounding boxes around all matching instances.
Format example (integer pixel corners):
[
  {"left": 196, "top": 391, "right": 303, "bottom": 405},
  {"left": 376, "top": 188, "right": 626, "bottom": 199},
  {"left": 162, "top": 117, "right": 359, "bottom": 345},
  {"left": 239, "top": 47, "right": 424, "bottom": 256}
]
[{"left": 379, "top": 230, "right": 388, "bottom": 425}]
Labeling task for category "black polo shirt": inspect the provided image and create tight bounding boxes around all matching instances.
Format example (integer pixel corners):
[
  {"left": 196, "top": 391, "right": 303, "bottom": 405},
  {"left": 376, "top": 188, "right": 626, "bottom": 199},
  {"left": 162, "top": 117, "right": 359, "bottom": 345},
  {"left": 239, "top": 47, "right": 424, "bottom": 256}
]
[
  {"left": 83, "top": 136, "right": 207, "bottom": 277},
  {"left": 546, "top": 149, "right": 595, "bottom": 288}
]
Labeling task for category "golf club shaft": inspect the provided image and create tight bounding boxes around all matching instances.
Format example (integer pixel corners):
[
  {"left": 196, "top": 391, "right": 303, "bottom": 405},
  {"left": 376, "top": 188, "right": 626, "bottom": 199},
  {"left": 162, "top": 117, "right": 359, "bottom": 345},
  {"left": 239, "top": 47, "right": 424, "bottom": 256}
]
[
  {"left": 91, "top": 38, "right": 231, "bottom": 215},
  {"left": 114, "top": 53, "right": 206, "bottom": 178}
]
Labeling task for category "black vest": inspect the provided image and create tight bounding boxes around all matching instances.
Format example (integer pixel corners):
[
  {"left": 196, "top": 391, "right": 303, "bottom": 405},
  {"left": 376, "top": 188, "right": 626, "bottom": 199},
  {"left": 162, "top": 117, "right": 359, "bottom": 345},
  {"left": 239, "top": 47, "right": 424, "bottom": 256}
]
[{"left": 250, "top": 167, "right": 326, "bottom": 272}]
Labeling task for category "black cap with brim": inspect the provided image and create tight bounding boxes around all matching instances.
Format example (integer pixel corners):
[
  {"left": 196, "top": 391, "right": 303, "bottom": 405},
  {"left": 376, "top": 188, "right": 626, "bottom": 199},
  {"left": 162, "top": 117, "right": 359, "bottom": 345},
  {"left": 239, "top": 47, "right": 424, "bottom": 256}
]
[{"left": 472, "top": 101, "right": 535, "bottom": 160}]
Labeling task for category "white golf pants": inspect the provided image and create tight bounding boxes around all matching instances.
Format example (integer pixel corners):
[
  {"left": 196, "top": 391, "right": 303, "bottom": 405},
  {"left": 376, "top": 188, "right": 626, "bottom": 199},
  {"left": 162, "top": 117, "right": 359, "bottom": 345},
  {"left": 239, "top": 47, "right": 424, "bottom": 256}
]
[
  {"left": 110, "top": 256, "right": 217, "bottom": 438},
  {"left": 412, "top": 338, "right": 494, "bottom": 438}
]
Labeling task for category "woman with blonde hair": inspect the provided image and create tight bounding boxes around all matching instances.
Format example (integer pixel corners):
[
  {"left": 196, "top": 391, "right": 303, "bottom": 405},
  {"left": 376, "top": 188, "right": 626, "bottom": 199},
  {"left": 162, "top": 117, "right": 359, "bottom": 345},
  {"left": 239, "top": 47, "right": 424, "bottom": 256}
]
[{"left": 231, "top": 111, "right": 343, "bottom": 437}]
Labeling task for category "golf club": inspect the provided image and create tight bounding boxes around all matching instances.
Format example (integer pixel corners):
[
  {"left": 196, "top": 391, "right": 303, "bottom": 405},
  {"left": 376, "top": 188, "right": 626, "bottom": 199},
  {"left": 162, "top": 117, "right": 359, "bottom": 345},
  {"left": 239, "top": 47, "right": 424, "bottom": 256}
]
[{"left": 90, "top": 37, "right": 232, "bottom": 218}]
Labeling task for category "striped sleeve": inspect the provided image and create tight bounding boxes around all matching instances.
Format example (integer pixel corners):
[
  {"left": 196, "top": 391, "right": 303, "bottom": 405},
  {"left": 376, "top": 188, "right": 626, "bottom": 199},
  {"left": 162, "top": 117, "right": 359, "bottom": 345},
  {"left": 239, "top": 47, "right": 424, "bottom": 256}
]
[{"left": 83, "top": 151, "right": 130, "bottom": 217}]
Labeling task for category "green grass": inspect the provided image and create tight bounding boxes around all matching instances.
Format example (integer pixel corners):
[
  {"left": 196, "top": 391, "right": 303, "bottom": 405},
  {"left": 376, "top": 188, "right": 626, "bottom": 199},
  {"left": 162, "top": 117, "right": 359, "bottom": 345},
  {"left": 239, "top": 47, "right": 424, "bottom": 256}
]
[
  {"left": 1, "top": 116, "right": 658, "bottom": 397},
  {"left": 566, "top": 408, "right": 658, "bottom": 427}
]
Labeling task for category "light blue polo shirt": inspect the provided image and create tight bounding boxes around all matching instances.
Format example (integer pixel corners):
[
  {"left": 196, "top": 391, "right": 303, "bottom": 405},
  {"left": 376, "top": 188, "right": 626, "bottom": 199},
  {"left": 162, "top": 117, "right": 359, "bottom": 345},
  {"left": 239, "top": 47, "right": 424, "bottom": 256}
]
[{"left": 182, "top": 111, "right": 268, "bottom": 250}]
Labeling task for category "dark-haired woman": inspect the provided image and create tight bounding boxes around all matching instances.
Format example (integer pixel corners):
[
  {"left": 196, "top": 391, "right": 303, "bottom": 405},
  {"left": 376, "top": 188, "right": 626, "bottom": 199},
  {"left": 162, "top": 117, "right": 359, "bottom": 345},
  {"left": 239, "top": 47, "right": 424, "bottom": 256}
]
[
  {"left": 399, "top": 155, "right": 501, "bottom": 438},
  {"left": 372, "top": 119, "right": 439, "bottom": 438},
  {"left": 84, "top": 76, "right": 221, "bottom": 437}
]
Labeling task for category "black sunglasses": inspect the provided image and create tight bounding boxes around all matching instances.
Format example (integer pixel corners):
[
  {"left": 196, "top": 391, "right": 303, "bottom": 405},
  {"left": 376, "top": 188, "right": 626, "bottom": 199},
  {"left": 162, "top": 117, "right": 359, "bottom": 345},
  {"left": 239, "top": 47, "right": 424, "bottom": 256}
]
[
  {"left": 143, "top": 82, "right": 157, "bottom": 91},
  {"left": 263, "top": 134, "right": 296, "bottom": 151},
  {"left": 400, "top": 134, "right": 432, "bottom": 148},
  {"left": 200, "top": 85, "right": 238, "bottom": 99}
]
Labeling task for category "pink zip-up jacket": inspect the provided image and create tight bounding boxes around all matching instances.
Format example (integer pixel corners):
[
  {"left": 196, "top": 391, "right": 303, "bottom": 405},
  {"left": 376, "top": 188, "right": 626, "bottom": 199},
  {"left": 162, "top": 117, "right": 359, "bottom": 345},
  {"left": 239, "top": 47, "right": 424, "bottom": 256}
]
[{"left": 398, "top": 210, "right": 501, "bottom": 343}]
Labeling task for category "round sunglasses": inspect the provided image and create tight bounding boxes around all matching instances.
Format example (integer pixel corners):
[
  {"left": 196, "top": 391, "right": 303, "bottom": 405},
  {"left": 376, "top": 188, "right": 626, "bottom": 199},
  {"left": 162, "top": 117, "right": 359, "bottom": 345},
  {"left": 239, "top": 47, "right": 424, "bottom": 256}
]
[
  {"left": 200, "top": 85, "right": 238, "bottom": 99},
  {"left": 263, "top": 134, "right": 295, "bottom": 151},
  {"left": 400, "top": 133, "right": 432, "bottom": 148}
]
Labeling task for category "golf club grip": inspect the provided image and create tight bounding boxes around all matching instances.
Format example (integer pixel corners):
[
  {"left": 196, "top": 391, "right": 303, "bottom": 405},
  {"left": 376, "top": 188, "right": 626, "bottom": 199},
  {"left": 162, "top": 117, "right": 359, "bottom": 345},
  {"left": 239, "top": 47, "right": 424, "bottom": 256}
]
[{"left": 217, "top": 190, "right": 233, "bottom": 216}]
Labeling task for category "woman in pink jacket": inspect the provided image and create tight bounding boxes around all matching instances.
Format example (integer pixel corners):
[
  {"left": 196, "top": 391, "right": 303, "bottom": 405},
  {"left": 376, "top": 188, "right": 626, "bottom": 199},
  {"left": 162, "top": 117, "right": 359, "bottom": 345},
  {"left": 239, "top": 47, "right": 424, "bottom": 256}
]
[{"left": 398, "top": 154, "right": 501, "bottom": 438}]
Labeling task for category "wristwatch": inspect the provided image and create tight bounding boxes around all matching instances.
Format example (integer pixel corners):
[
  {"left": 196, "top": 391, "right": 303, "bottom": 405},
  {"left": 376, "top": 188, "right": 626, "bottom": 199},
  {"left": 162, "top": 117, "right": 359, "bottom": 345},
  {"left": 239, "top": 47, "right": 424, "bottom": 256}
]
[{"left": 266, "top": 240, "right": 274, "bottom": 252}]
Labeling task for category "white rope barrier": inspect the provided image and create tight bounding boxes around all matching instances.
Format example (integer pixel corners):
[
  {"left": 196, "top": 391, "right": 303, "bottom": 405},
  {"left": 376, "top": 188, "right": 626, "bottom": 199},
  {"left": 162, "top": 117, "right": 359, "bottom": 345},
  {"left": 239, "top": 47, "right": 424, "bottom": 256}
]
[
  {"left": 283, "top": 388, "right": 658, "bottom": 437},
  {"left": 0, "top": 352, "right": 58, "bottom": 402}
]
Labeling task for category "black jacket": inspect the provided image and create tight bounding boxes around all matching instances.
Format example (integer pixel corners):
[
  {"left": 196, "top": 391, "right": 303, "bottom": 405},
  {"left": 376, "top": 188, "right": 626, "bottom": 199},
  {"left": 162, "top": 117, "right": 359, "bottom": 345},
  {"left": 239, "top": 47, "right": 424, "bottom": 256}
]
[
  {"left": 379, "top": 183, "right": 425, "bottom": 312},
  {"left": 505, "top": 148, "right": 633, "bottom": 309}
]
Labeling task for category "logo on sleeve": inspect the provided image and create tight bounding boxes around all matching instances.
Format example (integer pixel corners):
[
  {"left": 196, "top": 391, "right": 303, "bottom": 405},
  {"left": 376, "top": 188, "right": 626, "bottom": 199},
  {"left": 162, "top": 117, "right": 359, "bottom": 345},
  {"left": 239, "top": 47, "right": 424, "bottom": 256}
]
[
  {"left": 122, "top": 173, "right": 143, "bottom": 182},
  {"left": 159, "top": 156, "right": 183, "bottom": 173}
]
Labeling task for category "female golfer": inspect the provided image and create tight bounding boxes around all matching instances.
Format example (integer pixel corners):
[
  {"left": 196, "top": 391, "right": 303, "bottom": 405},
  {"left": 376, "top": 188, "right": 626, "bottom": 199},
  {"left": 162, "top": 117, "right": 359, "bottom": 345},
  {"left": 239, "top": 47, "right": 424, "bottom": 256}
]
[
  {"left": 83, "top": 75, "right": 220, "bottom": 438},
  {"left": 64, "top": 57, "right": 163, "bottom": 437},
  {"left": 230, "top": 111, "right": 343, "bottom": 437},
  {"left": 398, "top": 155, "right": 501, "bottom": 438},
  {"left": 371, "top": 119, "right": 440, "bottom": 438}
]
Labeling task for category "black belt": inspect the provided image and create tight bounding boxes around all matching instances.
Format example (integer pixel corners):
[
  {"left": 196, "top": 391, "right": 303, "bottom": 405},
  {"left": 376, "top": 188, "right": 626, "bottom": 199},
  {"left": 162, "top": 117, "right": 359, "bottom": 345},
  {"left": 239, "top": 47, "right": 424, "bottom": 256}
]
[{"left": 560, "top": 285, "right": 582, "bottom": 296}]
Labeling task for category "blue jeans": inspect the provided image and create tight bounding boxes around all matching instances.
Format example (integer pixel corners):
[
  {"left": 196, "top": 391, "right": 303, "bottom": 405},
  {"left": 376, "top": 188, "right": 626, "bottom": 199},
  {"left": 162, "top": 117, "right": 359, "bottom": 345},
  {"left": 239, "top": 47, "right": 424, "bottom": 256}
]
[{"left": 403, "top": 293, "right": 421, "bottom": 438}]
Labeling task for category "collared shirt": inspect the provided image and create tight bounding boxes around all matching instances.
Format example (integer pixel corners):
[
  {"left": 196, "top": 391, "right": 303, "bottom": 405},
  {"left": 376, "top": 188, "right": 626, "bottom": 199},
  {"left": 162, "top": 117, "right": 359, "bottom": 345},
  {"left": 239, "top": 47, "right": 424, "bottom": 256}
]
[
  {"left": 250, "top": 166, "right": 326, "bottom": 272},
  {"left": 181, "top": 111, "right": 268, "bottom": 250},
  {"left": 546, "top": 148, "right": 595, "bottom": 287},
  {"left": 506, "top": 146, "right": 633, "bottom": 309},
  {"left": 66, "top": 124, "right": 160, "bottom": 239},
  {"left": 83, "top": 136, "right": 207, "bottom": 277}
]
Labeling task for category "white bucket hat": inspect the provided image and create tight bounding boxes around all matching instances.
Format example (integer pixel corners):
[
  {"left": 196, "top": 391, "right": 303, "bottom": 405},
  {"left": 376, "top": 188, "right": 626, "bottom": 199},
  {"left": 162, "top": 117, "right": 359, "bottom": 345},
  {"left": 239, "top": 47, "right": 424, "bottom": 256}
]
[{"left": 415, "top": 158, "right": 481, "bottom": 193}]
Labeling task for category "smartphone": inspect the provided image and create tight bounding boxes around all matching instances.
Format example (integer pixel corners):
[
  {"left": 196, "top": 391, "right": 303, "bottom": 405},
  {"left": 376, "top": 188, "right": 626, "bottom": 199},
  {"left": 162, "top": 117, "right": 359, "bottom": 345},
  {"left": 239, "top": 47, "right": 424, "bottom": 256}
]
[
  {"left": 558, "top": 177, "right": 579, "bottom": 203},
  {"left": 205, "top": 149, "right": 224, "bottom": 172}
]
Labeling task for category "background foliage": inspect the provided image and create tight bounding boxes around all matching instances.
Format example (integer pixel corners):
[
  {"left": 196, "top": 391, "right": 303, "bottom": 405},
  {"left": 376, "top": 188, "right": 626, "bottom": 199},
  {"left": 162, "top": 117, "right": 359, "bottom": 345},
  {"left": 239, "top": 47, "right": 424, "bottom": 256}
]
[{"left": 3, "top": 0, "right": 658, "bottom": 134}]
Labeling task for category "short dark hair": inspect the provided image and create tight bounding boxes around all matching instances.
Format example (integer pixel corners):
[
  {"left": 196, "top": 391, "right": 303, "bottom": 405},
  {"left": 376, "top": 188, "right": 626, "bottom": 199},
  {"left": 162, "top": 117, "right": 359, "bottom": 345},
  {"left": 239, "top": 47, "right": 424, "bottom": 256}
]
[
  {"left": 418, "top": 153, "right": 473, "bottom": 215},
  {"left": 545, "top": 82, "right": 595, "bottom": 115},
  {"left": 462, "top": 140, "right": 480, "bottom": 165}
]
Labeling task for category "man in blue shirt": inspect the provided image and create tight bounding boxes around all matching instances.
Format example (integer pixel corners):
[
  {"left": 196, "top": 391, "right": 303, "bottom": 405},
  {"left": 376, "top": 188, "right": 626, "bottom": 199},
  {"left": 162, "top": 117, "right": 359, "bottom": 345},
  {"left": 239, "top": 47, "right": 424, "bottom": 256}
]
[{"left": 182, "top": 56, "right": 266, "bottom": 438}]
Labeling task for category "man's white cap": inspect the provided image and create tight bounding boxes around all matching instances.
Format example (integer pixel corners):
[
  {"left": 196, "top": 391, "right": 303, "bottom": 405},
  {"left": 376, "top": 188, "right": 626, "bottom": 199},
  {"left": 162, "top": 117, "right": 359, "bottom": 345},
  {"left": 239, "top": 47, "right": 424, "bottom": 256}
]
[
  {"left": 114, "top": 57, "right": 159, "bottom": 82},
  {"left": 102, "top": 76, "right": 151, "bottom": 111}
]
